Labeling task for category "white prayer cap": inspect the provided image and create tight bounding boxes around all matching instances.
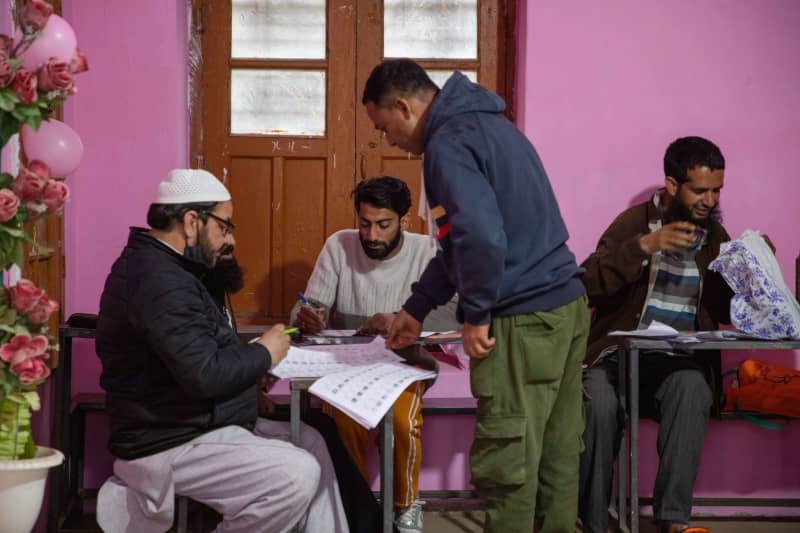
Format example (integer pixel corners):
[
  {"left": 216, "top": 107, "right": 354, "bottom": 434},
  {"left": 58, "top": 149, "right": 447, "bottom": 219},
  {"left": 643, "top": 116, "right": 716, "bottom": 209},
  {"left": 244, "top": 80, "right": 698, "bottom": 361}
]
[{"left": 154, "top": 169, "right": 231, "bottom": 204}]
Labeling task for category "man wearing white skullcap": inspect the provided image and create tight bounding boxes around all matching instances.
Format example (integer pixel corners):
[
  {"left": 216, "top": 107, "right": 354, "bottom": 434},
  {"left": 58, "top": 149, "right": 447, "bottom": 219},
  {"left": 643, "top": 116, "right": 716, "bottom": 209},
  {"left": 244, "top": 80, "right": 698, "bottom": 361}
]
[{"left": 95, "top": 169, "right": 349, "bottom": 532}]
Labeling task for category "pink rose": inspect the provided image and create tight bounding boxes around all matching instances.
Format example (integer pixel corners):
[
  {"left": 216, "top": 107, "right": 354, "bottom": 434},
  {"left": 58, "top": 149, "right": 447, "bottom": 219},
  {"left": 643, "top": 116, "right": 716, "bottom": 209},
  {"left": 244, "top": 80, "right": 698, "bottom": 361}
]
[
  {"left": 38, "top": 58, "right": 74, "bottom": 94},
  {"left": 27, "top": 294, "right": 59, "bottom": 324},
  {"left": 0, "top": 50, "right": 14, "bottom": 88},
  {"left": 19, "top": 0, "right": 54, "bottom": 33},
  {"left": 10, "top": 68, "right": 37, "bottom": 104},
  {"left": 12, "top": 165, "right": 47, "bottom": 203},
  {"left": 11, "top": 356, "right": 50, "bottom": 384},
  {"left": 0, "top": 35, "right": 12, "bottom": 55},
  {"left": 0, "top": 334, "right": 48, "bottom": 367},
  {"left": 41, "top": 179, "right": 69, "bottom": 211},
  {"left": 69, "top": 49, "right": 88, "bottom": 74},
  {"left": 0, "top": 188, "right": 20, "bottom": 222},
  {"left": 28, "top": 160, "right": 51, "bottom": 180},
  {"left": 7, "top": 279, "right": 45, "bottom": 314}
]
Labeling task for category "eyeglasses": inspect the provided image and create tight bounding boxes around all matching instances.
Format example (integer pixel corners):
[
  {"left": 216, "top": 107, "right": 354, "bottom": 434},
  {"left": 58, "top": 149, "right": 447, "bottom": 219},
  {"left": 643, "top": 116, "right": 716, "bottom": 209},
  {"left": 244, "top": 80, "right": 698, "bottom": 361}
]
[{"left": 202, "top": 211, "right": 236, "bottom": 236}]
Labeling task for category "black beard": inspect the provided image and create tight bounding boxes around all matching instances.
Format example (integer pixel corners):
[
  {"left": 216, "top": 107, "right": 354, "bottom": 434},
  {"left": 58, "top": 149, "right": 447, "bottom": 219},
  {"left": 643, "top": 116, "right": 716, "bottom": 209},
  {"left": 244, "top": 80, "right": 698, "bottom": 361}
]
[
  {"left": 210, "top": 252, "right": 244, "bottom": 294},
  {"left": 664, "top": 194, "right": 722, "bottom": 229},
  {"left": 360, "top": 230, "right": 403, "bottom": 259}
]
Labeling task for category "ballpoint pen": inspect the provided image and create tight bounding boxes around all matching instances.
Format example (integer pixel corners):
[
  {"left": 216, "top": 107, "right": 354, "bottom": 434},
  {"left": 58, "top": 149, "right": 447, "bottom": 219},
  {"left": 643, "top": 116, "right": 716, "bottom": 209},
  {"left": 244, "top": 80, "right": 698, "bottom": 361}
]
[{"left": 297, "top": 291, "right": 309, "bottom": 305}]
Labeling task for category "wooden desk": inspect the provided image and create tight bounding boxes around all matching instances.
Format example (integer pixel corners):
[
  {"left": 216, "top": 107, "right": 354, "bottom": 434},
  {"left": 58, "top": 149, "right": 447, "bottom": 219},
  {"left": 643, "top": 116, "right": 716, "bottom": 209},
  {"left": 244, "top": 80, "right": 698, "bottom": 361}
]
[{"left": 617, "top": 337, "right": 800, "bottom": 533}]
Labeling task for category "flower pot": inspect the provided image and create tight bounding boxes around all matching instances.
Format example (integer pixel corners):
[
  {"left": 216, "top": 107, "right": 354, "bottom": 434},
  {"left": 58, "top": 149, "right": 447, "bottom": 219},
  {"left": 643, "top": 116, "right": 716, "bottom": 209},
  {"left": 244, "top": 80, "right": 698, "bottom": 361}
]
[{"left": 0, "top": 445, "right": 64, "bottom": 533}]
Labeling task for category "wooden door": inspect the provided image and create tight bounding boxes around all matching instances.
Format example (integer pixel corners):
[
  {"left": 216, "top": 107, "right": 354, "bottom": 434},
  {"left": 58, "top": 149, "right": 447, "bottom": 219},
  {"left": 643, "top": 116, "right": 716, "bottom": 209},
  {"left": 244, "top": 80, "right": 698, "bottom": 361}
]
[
  {"left": 198, "top": 0, "right": 356, "bottom": 324},
  {"left": 194, "top": 0, "right": 514, "bottom": 325}
]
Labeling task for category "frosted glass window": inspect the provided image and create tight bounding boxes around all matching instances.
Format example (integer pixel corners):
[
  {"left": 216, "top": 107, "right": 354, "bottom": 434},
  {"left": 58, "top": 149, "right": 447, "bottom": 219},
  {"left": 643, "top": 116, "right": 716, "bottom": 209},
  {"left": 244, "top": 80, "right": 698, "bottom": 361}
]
[
  {"left": 231, "top": 70, "right": 326, "bottom": 136},
  {"left": 427, "top": 70, "right": 477, "bottom": 89},
  {"left": 384, "top": 0, "right": 477, "bottom": 59},
  {"left": 231, "top": 0, "right": 325, "bottom": 59}
]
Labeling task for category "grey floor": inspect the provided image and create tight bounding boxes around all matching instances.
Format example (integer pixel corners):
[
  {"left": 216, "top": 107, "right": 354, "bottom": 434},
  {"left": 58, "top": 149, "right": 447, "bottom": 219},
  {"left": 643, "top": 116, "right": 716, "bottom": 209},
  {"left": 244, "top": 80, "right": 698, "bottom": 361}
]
[{"left": 423, "top": 511, "right": 800, "bottom": 533}]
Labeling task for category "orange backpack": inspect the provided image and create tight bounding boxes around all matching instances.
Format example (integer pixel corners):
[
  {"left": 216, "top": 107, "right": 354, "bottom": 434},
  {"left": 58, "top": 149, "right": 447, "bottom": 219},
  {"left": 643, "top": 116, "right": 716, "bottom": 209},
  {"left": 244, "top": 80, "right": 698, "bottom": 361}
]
[{"left": 725, "top": 359, "right": 800, "bottom": 419}]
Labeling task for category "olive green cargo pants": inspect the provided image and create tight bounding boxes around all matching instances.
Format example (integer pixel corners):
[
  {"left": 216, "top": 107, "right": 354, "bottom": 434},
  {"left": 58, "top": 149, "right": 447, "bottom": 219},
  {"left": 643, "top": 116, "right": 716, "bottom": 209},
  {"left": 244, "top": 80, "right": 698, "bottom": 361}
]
[{"left": 469, "top": 295, "right": 589, "bottom": 533}]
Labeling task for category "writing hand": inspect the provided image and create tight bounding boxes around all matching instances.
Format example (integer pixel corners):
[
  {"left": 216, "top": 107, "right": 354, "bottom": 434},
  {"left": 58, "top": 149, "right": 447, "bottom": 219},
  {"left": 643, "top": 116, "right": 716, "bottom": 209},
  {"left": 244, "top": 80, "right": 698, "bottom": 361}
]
[
  {"left": 294, "top": 305, "right": 326, "bottom": 334},
  {"left": 256, "top": 323, "right": 291, "bottom": 368}
]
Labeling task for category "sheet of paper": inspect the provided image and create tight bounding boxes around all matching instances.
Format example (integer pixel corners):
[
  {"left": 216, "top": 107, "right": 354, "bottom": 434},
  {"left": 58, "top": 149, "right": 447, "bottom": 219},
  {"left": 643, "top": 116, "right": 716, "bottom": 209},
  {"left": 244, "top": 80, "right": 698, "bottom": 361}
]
[
  {"left": 693, "top": 330, "right": 764, "bottom": 341},
  {"left": 270, "top": 336, "right": 402, "bottom": 379},
  {"left": 608, "top": 320, "right": 679, "bottom": 338},
  {"left": 309, "top": 362, "right": 437, "bottom": 429},
  {"left": 318, "top": 329, "right": 358, "bottom": 337}
]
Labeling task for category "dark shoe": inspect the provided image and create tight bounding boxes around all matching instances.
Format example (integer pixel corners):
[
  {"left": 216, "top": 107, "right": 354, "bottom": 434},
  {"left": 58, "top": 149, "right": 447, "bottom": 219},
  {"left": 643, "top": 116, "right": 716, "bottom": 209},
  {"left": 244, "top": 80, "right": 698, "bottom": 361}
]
[{"left": 660, "top": 524, "right": 710, "bottom": 533}]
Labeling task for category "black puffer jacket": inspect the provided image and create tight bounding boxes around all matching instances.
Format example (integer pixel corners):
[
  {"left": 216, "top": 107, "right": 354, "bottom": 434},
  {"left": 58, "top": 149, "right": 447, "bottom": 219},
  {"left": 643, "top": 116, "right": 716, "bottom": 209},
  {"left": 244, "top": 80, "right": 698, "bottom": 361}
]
[{"left": 96, "top": 228, "right": 271, "bottom": 460}]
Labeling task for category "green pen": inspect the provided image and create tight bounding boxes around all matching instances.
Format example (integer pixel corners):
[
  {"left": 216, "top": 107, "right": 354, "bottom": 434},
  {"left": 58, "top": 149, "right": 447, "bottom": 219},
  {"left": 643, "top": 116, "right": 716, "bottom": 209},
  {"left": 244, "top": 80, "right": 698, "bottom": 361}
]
[{"left": 248, "top": 327, "right": 299, "bottom": 344}]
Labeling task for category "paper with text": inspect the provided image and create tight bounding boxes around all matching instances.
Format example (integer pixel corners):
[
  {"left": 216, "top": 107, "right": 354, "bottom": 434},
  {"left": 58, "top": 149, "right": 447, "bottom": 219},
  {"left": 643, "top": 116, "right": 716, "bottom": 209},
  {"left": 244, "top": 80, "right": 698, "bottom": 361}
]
[
  {"left": 309, "top": 362, "right": 437, "bottom": 429},
  {"left": 270, "top": 336, "right": 402, "bottom": 379}
]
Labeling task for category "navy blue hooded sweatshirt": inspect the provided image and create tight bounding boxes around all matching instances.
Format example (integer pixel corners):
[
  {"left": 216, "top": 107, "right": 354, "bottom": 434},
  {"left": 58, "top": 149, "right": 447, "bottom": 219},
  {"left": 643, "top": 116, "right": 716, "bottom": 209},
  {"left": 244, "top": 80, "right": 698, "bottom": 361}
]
[{"left": 403, "top": 72, "right": 584, "bottom": 325}]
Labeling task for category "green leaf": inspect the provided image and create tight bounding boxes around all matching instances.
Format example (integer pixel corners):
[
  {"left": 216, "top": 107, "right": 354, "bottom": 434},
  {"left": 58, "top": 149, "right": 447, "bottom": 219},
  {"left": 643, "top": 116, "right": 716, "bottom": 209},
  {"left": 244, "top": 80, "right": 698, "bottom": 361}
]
[
  {"left": 24, "top": 113, "right": 42, "bottom": 131},
  {"left": 21, "top": 391, "right": 40, "bottom": 411},
  {"left": 0, "top": 173, "right": 12, "bottom": 189},
  {"left": 0, "top": 112, "right": 22, "bottom": 148},
  {"left": 0, "top": 88, "right": 19, "bottom": 104},
  {"left": 0, "top": 396, "right": 35, "bottom": 459},
  {"left": 0, "top": 225, "right": 26, "bottom": 238},
  {"left": 16, "top": 104, "right": 41, "bottom": 117},
  {"left": 0, "top": 308, "right": 17, "bottom": 326}
]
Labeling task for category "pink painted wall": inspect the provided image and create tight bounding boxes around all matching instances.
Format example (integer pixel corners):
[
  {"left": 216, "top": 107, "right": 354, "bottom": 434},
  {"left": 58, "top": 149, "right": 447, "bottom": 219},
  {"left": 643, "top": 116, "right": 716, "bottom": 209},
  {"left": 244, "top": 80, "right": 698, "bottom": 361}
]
[
  {"left": 521, "top": 0, "right": 800, "bottom": 292},
  {"left": 62, "top": 0, "right": 189, "bottom": 395},
  {"left": 518, "top": 0, "right": 800, "bottom": 511},
  {"left": 49, "top": 0, "right": 799, "bottom": 515}
]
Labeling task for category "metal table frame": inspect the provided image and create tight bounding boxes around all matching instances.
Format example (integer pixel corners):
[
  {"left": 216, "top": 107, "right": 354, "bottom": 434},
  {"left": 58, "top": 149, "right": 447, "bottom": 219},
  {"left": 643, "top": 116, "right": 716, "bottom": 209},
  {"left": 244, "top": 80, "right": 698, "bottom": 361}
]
[
  {"left": 617, "top": 337, "right": 800, "bottom": 533},
  {"left": 289, "top": 378, "right": 395, "bottom": 533}
]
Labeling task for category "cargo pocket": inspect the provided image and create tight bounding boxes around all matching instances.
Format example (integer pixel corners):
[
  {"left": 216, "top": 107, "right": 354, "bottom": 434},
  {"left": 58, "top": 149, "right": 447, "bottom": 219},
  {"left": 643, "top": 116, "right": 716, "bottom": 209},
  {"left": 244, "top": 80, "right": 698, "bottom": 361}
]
[
  {"left": 513, "top": 308, "right": 568, "bottom": 383},
  {"left": 470, "top": 352, "right": 494, "bottom": 399},
  {"left": 470, "top": 415, "right": 527, "bottom": 487}
]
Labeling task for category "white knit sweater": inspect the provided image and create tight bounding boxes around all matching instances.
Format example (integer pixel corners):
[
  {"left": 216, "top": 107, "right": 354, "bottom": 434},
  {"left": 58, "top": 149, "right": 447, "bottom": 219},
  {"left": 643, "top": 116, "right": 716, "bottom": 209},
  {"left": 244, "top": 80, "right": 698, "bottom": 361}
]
[{"left": 293, "top": 230, "right": 458, "bottom": 331}]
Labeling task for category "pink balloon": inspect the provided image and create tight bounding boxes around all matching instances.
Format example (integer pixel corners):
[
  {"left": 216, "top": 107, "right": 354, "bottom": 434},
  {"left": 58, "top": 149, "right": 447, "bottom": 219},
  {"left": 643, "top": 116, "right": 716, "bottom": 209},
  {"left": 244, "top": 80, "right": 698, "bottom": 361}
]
[
  {"left": 17, "top": 15, "right": 77, "bottom": 72},
  {"left": 22, "top": 120, "right": 84, "bottom": 177}
]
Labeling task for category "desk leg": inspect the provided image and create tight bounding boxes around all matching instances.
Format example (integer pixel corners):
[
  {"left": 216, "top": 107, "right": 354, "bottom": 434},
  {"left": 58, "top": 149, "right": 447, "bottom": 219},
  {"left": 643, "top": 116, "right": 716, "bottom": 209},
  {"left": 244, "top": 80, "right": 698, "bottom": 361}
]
[
  {"left": 381, "top": 406, "right": 394, "bottom": 533},
  {"left": 618, "top": 350, "right": 628, "bottom": 533},
  {"left": 630, "top": 346, "right": 639, "bottom": 533},
  {"left": 290, "top": 386, "right": 301, "bottom": 446}
]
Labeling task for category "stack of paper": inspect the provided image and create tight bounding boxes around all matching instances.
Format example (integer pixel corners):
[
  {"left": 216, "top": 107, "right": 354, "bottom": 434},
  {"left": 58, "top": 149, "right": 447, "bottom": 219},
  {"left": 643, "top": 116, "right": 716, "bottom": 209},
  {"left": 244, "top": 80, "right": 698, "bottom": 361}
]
[
  {"left": 270, "top": 338, "right": 403, "bottom": 379},
  {"left": 608, "top": 321, "right": 679, "bottom": 338},
  {"left": 607, "top": 321, "right": 767, "bottom": 343},
  {"left": 269, "top": 337, "right": 437, "bottom": 429}
]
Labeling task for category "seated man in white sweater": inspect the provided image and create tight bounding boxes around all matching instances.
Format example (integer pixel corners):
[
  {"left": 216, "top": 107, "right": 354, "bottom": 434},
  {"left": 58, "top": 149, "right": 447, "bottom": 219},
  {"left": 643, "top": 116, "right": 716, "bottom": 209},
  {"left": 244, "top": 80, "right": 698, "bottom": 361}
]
[{"left": 291, "top": 176, "right": 457, "bottom": 533}]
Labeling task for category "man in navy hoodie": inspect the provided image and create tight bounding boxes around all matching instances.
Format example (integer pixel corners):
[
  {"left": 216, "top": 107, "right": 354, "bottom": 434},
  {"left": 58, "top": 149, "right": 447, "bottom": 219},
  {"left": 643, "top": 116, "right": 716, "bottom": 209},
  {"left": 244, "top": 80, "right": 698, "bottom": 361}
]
[{"left": 363, "top": 59, "right": 589, "bottom": 533}]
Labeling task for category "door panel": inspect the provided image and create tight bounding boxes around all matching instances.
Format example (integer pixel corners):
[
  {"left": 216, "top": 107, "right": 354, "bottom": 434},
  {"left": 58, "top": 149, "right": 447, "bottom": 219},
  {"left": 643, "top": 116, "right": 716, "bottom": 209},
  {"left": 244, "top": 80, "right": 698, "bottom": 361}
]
[{"left": 200, "top": 0, "right": 355, "bottom": 324}]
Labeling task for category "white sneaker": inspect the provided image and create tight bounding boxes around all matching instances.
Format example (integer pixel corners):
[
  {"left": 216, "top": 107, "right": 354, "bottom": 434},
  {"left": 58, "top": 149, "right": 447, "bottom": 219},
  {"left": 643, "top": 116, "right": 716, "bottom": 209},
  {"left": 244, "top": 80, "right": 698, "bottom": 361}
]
[{"left": 395, "top": 499, "right": 424, "bottom": 533}]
